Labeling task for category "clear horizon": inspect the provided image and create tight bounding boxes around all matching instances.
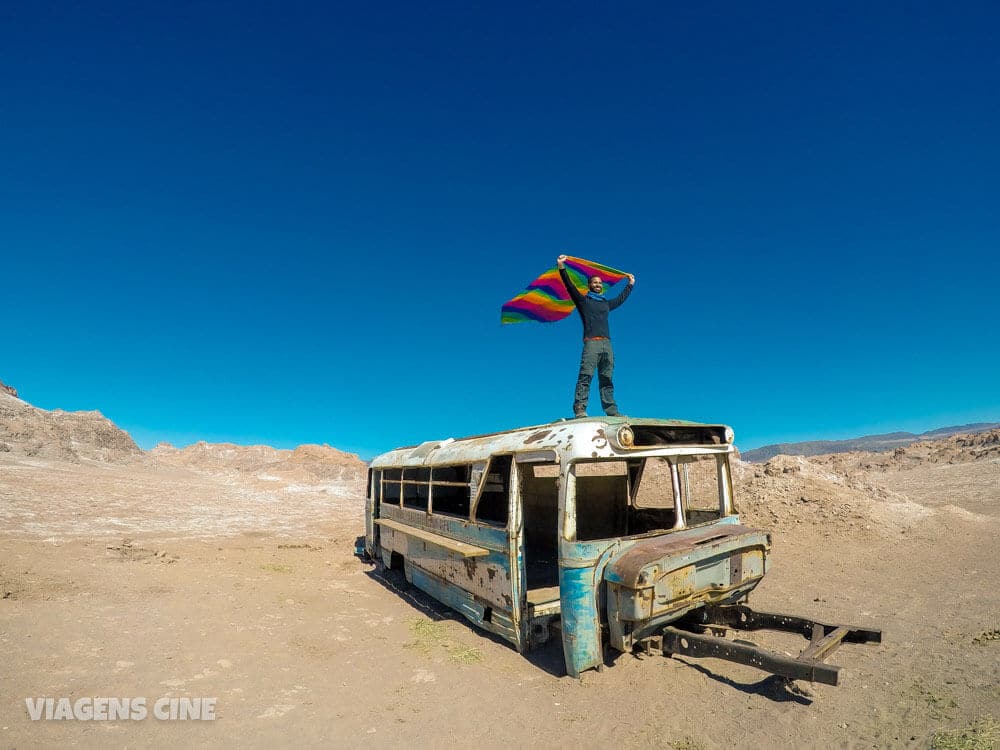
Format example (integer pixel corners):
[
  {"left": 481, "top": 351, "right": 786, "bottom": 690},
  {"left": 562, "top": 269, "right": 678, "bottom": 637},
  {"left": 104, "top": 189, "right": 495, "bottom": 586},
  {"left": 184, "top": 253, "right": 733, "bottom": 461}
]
[
  {"left": 4, "top": 3, "right": 998, "bottom": 461},
  {"left": 115, "top": 413, "right": 1000, "bottom": 459},
  {"left": 5, "top": 384, "right": 997, "bottom": 462}
]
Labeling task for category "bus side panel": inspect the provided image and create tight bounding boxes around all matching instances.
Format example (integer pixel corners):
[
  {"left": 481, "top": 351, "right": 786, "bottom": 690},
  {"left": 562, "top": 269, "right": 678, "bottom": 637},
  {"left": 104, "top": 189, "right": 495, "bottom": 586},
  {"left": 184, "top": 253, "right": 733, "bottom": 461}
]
[
  {"left": 375, "top": 506, "right": 519, "bottom": 646},
  {"left": 558, "top": 562, "right": 603, "bottom": 677},
  {"left": 405, "top": 547, "right": 512, "bottom": 612},
  {"left": 405, "top": 563, "right": 519, "bottom": 647},
  {"left": 558, "top": 539, "right": 620, "bottom": 677},
  {"left": 378, "top": 505, "right": 509, "bottom": 564},
  {"left": 378, "top": 525, "right": 405, "bottom": 567}
]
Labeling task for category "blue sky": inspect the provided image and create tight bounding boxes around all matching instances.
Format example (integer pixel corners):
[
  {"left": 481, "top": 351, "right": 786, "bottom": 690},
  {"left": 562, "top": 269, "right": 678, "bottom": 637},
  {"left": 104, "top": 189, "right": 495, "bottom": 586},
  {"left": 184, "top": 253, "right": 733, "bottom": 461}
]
[{"left": 3, "top": 2, "right": 998, "bottom": 459}]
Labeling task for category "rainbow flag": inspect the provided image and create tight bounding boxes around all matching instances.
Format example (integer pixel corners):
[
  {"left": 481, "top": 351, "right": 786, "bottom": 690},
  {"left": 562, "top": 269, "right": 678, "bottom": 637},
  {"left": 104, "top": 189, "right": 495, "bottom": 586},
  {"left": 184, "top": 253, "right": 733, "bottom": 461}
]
[{"left": 501, "top": 256, "right": 629, "bottom": 324}]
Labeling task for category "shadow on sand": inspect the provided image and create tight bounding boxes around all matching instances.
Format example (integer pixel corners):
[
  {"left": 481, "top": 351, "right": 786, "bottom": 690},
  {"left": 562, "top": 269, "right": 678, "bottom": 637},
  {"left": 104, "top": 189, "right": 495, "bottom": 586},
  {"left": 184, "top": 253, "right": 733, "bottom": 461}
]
[
  {"left": 358, "top": 552, "right": 570, "bottom": 677},
  {"left": 672, "top": 657, "right": 815, "bottom": 704}
]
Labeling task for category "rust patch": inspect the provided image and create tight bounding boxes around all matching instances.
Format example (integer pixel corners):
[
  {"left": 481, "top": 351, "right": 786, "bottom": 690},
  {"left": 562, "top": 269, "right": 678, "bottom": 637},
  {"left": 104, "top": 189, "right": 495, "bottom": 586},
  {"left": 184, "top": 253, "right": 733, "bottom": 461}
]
[
  {"left": 463, "top": 557, "right": 478, "bottom": 579},
  {"left": 594, "top": 428, "right": 606, "bottom": 441},
  {"left": 525, "top": 430, "right": 551, "bottom": 444},
  {"left": 730, "top": 553, "right": 744, "bottom": 585},
  {"left": 610, "top": 525, "right": 761, "bottom": 588},
  {"left": 487, "top": 568, "right": 497, "bottom": 581},
  {"left": 662, "top": 566, "right": 695, "bottom": 601}
]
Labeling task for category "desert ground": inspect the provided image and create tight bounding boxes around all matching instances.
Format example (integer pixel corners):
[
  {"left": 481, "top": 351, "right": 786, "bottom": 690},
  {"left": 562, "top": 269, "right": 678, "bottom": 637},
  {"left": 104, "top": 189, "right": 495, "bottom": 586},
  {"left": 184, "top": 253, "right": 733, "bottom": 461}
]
[{"left": 1, "top": 391, "right": 997, "bottom": 749}]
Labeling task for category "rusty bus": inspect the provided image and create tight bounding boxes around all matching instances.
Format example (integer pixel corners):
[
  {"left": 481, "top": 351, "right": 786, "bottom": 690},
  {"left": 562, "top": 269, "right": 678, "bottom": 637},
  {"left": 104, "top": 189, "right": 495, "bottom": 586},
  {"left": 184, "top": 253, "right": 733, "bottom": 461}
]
[{"left": 362, "top": 417, "right": 880, "bottom": 682}]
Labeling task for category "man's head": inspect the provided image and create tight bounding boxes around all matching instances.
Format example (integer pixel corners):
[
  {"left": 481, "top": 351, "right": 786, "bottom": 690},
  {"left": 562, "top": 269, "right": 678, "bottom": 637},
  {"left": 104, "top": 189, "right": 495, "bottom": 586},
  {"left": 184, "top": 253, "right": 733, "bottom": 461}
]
[{"left": 588, "top": 276, "right": 603, "bottom": 294}]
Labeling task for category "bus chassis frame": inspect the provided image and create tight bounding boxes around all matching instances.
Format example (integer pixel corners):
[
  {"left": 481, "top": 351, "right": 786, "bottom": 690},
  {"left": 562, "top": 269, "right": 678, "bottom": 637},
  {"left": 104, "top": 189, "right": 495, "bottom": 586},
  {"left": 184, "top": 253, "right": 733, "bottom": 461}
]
[{"left": 640, "top": 603, "right": 882, "bottom": 686}]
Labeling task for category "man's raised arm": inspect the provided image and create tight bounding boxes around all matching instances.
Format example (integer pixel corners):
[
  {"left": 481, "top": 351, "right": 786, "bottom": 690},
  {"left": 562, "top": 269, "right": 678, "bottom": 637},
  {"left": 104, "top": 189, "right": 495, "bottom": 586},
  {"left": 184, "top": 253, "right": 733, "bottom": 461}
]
[
  {"left": 557, "top": 254, "right": 585, "bottom": 305},
  {"left": 608, "top": 273, "right": 635, "bottom": 310}
]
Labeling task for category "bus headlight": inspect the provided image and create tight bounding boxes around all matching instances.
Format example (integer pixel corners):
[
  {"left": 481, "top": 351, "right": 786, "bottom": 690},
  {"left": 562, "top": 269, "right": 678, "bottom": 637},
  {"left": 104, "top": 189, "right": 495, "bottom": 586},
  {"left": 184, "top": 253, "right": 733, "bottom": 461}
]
[
  {"left": 617, "top": 426, "right": 635, "bottom": 448},
  {"left": 724, "top": 427, "right": 735, "bottom": 444}
]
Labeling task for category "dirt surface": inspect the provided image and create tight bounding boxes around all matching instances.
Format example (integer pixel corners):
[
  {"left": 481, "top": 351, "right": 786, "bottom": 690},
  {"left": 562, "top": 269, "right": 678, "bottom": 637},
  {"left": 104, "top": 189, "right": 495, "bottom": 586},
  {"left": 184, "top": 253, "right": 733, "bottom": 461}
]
[{"left": 1, "top": 404, "right": 998, "bottom": 748}]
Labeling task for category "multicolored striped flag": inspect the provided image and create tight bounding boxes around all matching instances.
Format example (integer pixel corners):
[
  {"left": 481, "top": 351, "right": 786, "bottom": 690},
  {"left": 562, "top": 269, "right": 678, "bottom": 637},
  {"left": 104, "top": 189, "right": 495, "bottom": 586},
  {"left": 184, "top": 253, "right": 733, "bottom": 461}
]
[{"left": 501, "top": 256, "right": 629, "bottom": 324}]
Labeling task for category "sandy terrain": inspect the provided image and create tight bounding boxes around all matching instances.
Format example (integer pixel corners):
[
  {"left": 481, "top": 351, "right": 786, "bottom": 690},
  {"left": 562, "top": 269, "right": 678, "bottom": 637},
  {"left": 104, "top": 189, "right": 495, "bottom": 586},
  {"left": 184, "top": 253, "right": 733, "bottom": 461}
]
[{"left": 1, "top": 396, "right": 998, "bottom": 748}]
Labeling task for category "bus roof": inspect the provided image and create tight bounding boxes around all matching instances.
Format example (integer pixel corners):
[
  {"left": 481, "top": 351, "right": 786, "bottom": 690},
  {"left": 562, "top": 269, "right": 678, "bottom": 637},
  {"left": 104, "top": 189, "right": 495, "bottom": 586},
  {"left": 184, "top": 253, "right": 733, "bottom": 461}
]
[{"left": 370, "top": 416, "right": 735, "bottom": 468}]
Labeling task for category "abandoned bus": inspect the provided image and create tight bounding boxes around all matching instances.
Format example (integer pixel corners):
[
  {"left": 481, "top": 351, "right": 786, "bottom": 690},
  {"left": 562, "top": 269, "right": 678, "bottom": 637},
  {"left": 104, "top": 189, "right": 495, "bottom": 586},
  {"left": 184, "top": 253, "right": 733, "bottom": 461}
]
[{"left": 363, "top": 417, "right": 880, "bottom": 682}]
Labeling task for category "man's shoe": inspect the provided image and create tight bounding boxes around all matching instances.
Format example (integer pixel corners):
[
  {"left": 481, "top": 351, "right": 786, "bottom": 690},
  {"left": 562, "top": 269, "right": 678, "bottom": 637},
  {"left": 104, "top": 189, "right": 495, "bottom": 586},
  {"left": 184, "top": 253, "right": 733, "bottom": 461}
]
[{"left": 573, "top": 411, "right": 586, "bottom": 419}]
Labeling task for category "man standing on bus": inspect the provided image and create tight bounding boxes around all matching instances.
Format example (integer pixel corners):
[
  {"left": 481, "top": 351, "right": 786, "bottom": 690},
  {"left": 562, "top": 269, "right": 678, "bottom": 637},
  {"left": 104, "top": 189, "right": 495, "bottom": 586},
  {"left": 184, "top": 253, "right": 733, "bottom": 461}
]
[{"left": 557, "top": 254, "right": 635, "bottom": 418}]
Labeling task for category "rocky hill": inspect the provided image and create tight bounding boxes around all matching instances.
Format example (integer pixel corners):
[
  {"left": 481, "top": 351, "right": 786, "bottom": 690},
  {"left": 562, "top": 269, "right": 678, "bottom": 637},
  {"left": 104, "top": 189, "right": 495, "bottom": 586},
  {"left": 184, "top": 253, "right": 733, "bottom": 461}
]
[
  {"left": 807, "top": 428, "right": 1000, "bottom": 473},
  {"left": 0, "top": 381, "right": 367, "bottom": 495},
  {"left": 0, "top": 382, "right": 368, "bottom": 538},
  {"left": 741, "top": 422, "right": 1000, "bottom": 462},
  {"left": 0, "top": 389, "right": 142, "bottom": 463},
  {"left": 150, "top": 441, "right": 366, "bottom": 489},
  {"left": 733, "top": 452, "right": 926, "bottom": 536},
  {"left": 734, "top": 427, "right": 999, "bottom": 534}
]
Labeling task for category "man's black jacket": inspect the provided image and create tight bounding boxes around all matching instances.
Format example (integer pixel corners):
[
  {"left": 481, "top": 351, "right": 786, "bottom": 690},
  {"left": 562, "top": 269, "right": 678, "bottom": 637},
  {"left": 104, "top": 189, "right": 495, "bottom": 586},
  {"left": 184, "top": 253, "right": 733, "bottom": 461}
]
[{"left": 558, "top": 267, "right": 633, "bottom": 340}]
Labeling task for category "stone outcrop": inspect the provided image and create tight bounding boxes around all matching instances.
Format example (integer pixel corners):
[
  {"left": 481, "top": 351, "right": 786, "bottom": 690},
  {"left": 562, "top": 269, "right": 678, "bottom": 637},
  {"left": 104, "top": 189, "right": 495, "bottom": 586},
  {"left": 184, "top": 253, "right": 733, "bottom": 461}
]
[{"left": 0, "top": 390, "right": 142, "bottom": 463}]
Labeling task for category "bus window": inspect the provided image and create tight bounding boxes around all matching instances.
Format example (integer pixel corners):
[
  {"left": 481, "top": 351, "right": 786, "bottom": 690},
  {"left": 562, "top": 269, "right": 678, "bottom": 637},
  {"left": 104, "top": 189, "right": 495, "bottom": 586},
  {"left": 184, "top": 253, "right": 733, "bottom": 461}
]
[
  {"left": 575, "top": 458, "right": 691, "bottom": 541},
  {"left": 575, "top": 461, "right": 630, "bottom": 541},
  {"left": 402, "top": 468, "right": 431, "bottom": 511},
  {"left": 474, "top": 455, "right": 511, "bottom": 527},
  {"left": 431, "top": 465, "right": 472, "bottom": 519},
  {"left": 678, "top": 455, "right": 724, "bottom": 525},
  {"left": 383, "top": 469, "right": 402, "bottom": 506},
  {"left": 631, "top": 458, "right": 673, "bottom": 508}
]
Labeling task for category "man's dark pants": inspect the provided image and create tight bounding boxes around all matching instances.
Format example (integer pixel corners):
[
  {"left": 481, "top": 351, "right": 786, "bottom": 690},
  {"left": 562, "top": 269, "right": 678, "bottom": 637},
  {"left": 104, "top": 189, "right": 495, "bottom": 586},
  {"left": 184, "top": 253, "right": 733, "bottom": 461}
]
[{"left": 573, "top": 338, "right": 618, "bottom": 416}]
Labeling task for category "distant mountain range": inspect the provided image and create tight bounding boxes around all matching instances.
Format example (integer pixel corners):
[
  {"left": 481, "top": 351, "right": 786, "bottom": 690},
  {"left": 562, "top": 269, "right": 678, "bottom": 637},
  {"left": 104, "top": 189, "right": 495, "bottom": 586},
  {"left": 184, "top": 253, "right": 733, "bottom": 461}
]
[{"left": 741, "top": 422, "right": 1000, "bottom": 462}]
